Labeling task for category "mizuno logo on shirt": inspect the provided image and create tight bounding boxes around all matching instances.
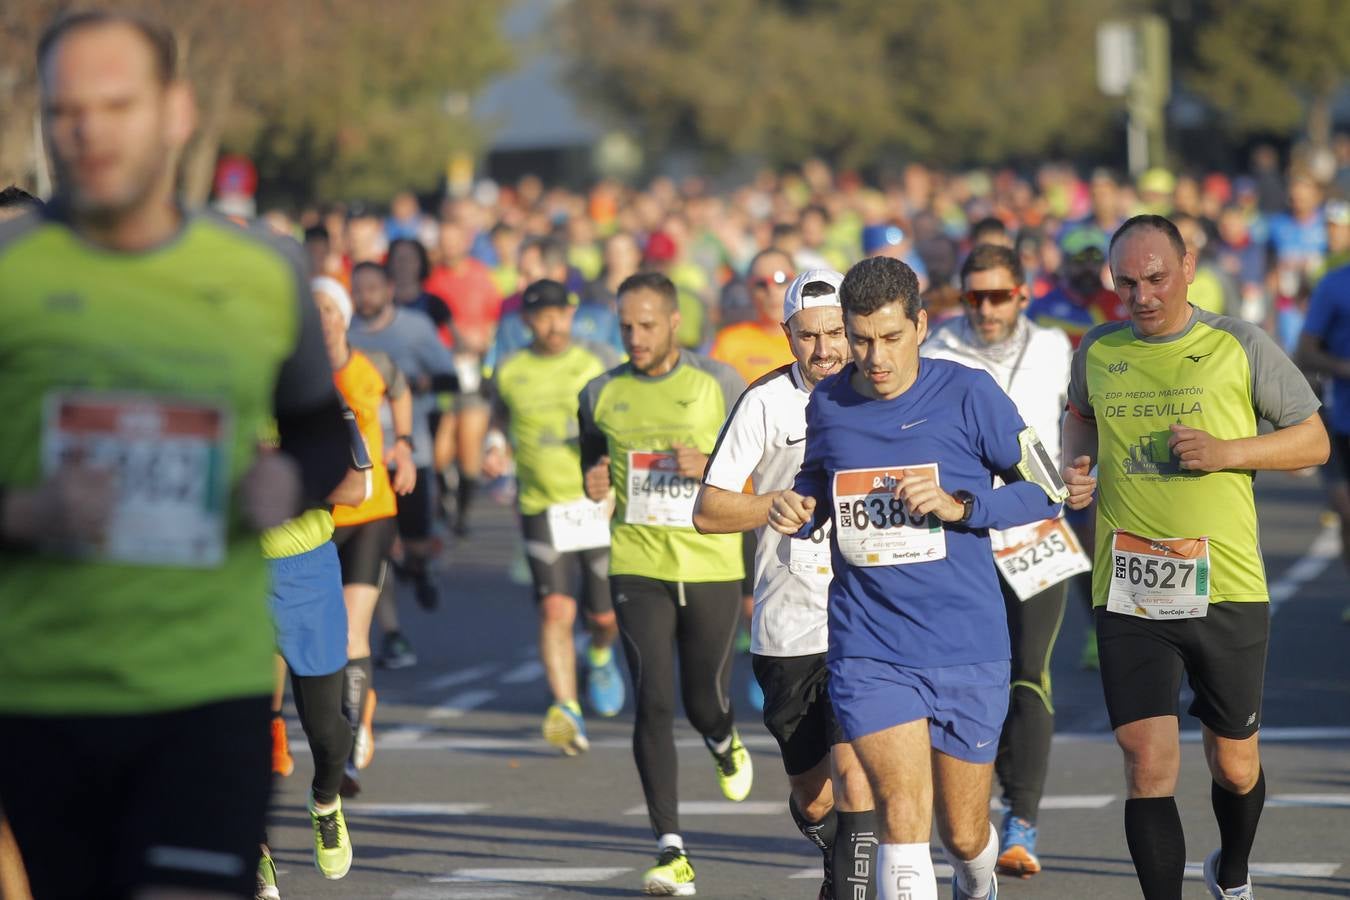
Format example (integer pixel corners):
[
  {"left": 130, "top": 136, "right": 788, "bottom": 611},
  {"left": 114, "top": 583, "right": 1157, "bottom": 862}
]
[
  {"left": 900, "top": 419, "right": 927, "bottom": 430},
  {"left": 676, "top": 399, "right": 695, "bottom": 408},
  {"left": 786, "top": 436, "right": 806, "bottom": 445},
  {"left": 1185, "top": 352, "right": 1213, "bottom": 363}
]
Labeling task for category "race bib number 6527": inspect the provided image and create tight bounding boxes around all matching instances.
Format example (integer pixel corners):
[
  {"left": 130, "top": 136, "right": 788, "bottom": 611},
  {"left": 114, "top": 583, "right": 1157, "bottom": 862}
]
[{"left": 831, "top": 464, "right": 946, "bottom": 567}]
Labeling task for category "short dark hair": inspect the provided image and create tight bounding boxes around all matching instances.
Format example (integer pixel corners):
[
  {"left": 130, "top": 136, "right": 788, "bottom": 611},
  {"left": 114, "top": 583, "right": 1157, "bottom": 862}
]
[
  {"left": 0, "top": 185, "right": 42, "bottom": 212},
  {"left": 960, "top": 243, "right": 1024, "bottom": 286},
  {"left": 617, "top": 271, "right": 678, "bottom": 312},
  {"left": 303, "top": 224, "right": 330, "bottom": 244},
  {"left": 528, "top": 236, "right": 568, "bottom": 274},
  {"left": 839, "top": 257, "right": 922, "bottom": 322},
  {"left": 351, "top": 260, "right": 387, "bottom": 282},
  {"left": 1109, "top": 214, "right": 1187, "bottom": 262},
  {"left": 38, "top": 10, "right": 177, "bottom": 85},
  {"left": 969, "top": 216, "right": 1008, "bottom": 242},
  {"left": 386, "top": 237, "right": 430, "bottom": 281}
]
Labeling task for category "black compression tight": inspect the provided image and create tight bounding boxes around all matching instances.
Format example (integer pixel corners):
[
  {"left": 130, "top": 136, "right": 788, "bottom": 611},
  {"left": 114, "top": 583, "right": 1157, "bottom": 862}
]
[
  {"left": 290, "top": 667, "right": 352, "bottom": 805},
  {"left": 995, "top": 577, "right": 1067, "bottom": 823},
  {"left": 610, "top": 576, "right": 741, "bottom": 838}
]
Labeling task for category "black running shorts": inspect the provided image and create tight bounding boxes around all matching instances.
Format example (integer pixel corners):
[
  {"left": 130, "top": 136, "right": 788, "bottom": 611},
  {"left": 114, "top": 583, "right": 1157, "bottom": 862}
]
[
  {"left": 1096, "top": 601, "right": 1270, "bottom": 738},
  {"left": 332, "top": 516, "right": 397, "bottom": 588},
  {"left": 520, "top": 511, "right": 611, "bottom": 615},
  {"left": 0, "top": 696, "right": 271, "bottom": 898},
  {"left": 752, "top": 652, "right": 844, "bottom": 776}
]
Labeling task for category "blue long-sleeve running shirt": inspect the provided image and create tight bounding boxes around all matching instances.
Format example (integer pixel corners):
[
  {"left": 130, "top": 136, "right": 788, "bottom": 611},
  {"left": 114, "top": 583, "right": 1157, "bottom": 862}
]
[{"left": 792, "top": 358, "right": 1061, "bottom": 668}]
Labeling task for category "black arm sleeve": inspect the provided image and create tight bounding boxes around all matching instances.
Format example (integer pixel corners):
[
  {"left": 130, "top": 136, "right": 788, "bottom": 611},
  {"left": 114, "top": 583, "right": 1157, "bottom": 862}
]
[{"left": 577, "top": 376, "right": 610, "bottom": 473}]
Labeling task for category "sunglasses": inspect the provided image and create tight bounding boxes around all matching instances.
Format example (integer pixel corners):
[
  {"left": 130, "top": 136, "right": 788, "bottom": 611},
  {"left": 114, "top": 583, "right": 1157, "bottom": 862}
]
[
  {"left": 961, "top": 289, "right": 1021, "bottom": 307},
  {"left": 751, "top": 270, "right": 794, "bottom": 290}
]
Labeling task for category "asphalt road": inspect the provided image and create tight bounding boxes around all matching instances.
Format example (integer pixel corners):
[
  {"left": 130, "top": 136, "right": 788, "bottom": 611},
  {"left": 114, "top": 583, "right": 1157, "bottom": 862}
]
[{"left": 269, "top": 471, "right": 1350, "bottom": 899}]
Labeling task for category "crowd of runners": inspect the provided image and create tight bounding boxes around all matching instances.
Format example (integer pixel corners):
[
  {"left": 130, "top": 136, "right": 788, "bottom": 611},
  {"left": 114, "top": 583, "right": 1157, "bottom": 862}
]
[{"left": 3, "top": 9, "right": 1350, "bottom": 900}]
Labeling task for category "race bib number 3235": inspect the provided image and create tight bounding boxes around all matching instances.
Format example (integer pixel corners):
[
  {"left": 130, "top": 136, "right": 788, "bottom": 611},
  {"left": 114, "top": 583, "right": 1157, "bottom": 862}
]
[{"left": 832, "top": 464, "right": 946, "bottom": 567}]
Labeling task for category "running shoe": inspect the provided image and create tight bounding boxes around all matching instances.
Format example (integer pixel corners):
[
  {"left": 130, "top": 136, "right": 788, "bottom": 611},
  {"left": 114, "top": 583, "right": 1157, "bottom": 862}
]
[
  {"left": 270, "top": 715, "right": 294, "bottom": 777},
  {"left": 1203, "top": 849, "right": 1255, "bottom": 899},
  {"left": 735, "top": 629, "right": 752, "bottom": 654},
  {"left": 952, "top": 870, "right": 998, "bottom": 899},
  {"left": 587, "top": 653, "right": 625, "bottom": 717},
  {"left": 353, "top": 689, "right": 376, "bottom": 770},
  {"left": 412, "top": 571, "right": 440, "bottom": 610},
  {"left": 309, "top": 796, "right": 353, "bottom": 880},
  {"left": 709, "top": 730, "right": 753, "bottom": 802},
  {"left": 339, "top": 761, "right": 361, "bottom": 798},
  {"left": 378, "top": 633, "right": 417, "bottom": 670},
  {"left": 542, "top": 702, "right": 589, "bottom": 756},
  {"left": 642, "top": 846, "right": 696, "bottom": 896},
  {"left": 255, "top": 847, "right": 280, "bottom": 900},
  {"left": 997, "top": 814, "right": 1041, "bottom": 878}
]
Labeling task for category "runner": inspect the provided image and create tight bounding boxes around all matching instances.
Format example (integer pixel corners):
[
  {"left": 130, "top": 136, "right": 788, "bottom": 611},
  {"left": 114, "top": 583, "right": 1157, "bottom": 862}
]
[
  {"left": 313, "top": 276, "right": 418, "bottom": 797},
  {"left": 578, "top": 272, "right": 753, "bottom": 896},
  {"left": 483, "top": 279, "right": 625, "bottom": 755},
  {"left": 695, "top": 269, "right": 879, "bottom": 900},
  {"left": 1061, "top": 215, "right": 1329, "bottom": 900},
  {"left": 348, "top": 260, "right": 457, "bottom": 617},
  {"left": 1026, "top": 230, "right": 1128, "bottom": 348},
  {"left": 768, "top": 256, "right": 1065, "bottom": 900},
  {"left": 0, "top": 12, "right": 348, "bottom": 898},
  {"left": 922, "top": 244, "right": 1081, "bottom": 879}
]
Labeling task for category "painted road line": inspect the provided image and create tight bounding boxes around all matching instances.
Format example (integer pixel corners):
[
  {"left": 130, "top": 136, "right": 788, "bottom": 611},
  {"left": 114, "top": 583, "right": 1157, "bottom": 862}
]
[
  {"left": 990, "top": 794, "right": 1115, "bottom": 810},
  {"left": 500, "top": 660, "right": 546, "bottom": 684},
  {"left": 1266, "top": 793, "right": 1350, "bottom": 808},
  {"left": 346, "top": 802, "right": 488, "bottom": 817},
  {"left": 1180, "top": 726, "right": 1350, "bottom": 743},
  {"left": 1184, "top": 862, "right": 1340, "bottom": 878},
  {"left": 624, "top": 801, "right": 785, "bottom": 816},
  {"left": 1268, "top": 523, "right": 1339, "bottom": 615},
  {"left": 428, "top": 689, "right": 499, "bottom": 719},
  {"left": 432, "top": 867, "right": 632, "bottom": 884},
  {"left": 423, "top": 663, "right": 502, "bottom": 692}
]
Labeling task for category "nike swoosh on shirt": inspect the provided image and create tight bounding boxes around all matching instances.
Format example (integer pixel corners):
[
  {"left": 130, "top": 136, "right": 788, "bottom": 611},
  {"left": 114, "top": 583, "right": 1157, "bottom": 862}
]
[
  {"left": 786, "top": 436, "right": 806, "bottom": 445},
  {"left": 901, "top": 419, "right": 928, "bottom": 430}
]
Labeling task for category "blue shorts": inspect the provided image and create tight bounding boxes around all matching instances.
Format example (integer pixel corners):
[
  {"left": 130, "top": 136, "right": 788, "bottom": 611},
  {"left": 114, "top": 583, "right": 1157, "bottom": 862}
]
[
  {"left": 268, "top": 542, "right": 348, "bottom": 677},
  {"left": 828, "top": 656, "right": 1011, "bottom": 764}
]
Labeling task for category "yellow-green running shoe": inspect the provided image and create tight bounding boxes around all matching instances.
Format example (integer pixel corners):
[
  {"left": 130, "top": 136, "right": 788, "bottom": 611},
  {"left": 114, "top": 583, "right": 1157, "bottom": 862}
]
[
  {"left": 542, "top": 702, "right": 589, "bottom": 756},
  {"left": 309, "top": 796, "right": 352, "bottom": 880},
  {"left": 710, "top": 730, "right": 753, "bottom": 802},
  {"left": 642, "top": 846, "right": 696, "bottom": 896},
  {"left": 255, "top": 847, "right": 280, "bottom": 900}
]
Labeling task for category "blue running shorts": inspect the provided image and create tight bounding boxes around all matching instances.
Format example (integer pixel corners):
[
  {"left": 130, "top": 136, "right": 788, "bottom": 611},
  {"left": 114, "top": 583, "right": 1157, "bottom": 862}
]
[{"left": 268, "top": 541, "right": 348, "bottom": 677}]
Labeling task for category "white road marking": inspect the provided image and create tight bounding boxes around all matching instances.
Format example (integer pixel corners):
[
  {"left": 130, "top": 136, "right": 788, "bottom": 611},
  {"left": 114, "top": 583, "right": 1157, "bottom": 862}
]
[
  {"left": 423, "top": 664, "right": 502, "bottom": 691},
  {"left": 1268, "top": 523, "right": 1340, "bottom": 615},
  {"left": 345, "top": 802, "right": 488, "bottom": 817},
  {"left": 428, "top": 689, "right": 499, "bottom": 719},
  {"left": 1184, "top": 861, "right": 1340, "bottom": 878},
  {"left": 991, "top": 794, "right": 1115, "bottom": 810},
  {"left": 500, "top": 660, "right": 546, "bottom": 684},
  {"left": 1266, "top": 793, "right": 1350, "bottom": 808},
  {"left": 623, "top": 801, "right": 785, "bottom": 816},
  {"left": 432, "top": 867, "right": 632, "bottom": 883}
]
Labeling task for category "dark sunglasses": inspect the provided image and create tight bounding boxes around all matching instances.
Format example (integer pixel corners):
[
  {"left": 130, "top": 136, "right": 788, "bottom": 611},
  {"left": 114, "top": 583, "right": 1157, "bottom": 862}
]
[
  {"left": 961, "top": 289, "right": 1020, "bottom": 307},
  {"left": 750, "top": 270, "right": 794, "bottom": 290}
]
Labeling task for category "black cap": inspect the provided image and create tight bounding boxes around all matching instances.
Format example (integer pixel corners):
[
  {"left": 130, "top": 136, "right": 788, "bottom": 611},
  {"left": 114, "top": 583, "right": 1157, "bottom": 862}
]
[{"left": 521, "top": 279, "right": 572, "bottom": 311}]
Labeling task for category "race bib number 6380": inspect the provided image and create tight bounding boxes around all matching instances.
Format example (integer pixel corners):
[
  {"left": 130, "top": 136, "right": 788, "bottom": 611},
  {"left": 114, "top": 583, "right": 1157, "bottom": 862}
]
[{"left": 832, "top": 464, "right": 947, "bottom": 567}]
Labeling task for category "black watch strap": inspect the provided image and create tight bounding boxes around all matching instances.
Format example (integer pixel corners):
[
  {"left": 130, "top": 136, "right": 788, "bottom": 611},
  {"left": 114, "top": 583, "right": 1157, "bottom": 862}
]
[{"left": 953, "top": 490, "right": 975, "bottom": 525}]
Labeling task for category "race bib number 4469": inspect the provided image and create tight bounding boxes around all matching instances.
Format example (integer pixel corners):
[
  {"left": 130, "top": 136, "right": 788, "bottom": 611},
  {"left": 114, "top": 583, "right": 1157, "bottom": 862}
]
[
  {"left": 832, "top": 464, "right": 946, "bottom": 567},
  {"left": 42, "top": 392, "right": 232, "bottom": 568},
  {"left": 624, "top": 450, "right": 698, "bottom": 527}
]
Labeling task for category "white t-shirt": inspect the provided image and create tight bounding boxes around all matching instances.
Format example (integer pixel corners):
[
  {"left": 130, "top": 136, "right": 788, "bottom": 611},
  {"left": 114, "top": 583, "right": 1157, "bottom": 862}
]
[
  {"left": 922, "top": 315, "right": 1073, "bottom": 551},
  {"left": 703, "top": 363, "right": 831, "bottom": 656}
]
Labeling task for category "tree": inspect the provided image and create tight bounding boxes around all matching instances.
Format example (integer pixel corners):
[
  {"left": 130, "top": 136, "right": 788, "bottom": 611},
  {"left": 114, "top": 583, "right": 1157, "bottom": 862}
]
[
  {"left": 562, "top": 0, "right": 1125, "bottom": 170},
  {"left": 0, "top": 1, "right": 512, "bottom": 206},
  {"left": 1178, "top": 0, "right": 1350, "bottom": 159}
]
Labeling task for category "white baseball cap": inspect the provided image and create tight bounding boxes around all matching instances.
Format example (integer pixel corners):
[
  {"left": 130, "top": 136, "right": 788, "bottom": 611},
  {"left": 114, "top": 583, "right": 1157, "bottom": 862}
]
[
  {"left": 311, "top": 276, "right": 353, "bottom": 328},
  {"left": 782, "top": 268, "right": 844, "bottom": 323}
]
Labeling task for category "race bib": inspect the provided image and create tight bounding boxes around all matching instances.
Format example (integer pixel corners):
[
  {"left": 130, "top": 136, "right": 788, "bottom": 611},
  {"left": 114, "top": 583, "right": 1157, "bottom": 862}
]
[
  {"left": 454, "top": 354, "right": 482, "bottom": 394},
  {"left": 547, "top": 496, "right": 612, "bottom": 552},
  {"left": 832, "top": 465, "right": 946, "bottom": 567},
  {"left": 1106, "top": 531, "right": 1210, "bottom": 620},
  {"left": 995, "top": 518, "right": 1091, "bottom": 601},
  {"left": 624, "top": 451, "right": 698, "bottom": 527},
  {"left": 788, "top": 521, "right": 833, "bottom": 577},
  {"left": 42, "top": 392, "right": 232, "bottom": 568}
]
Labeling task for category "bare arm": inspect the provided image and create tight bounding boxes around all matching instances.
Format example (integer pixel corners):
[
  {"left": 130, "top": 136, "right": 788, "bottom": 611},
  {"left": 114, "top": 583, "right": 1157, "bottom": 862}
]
[
  {"left": 693, "top": 484, "right": 778, "bottom": 534},
  {"left": 1170, "top": 413, "right": 1329, "bottom": 473},
  {"left": 1295, "top": 332, "right": 1350, "bottom": 380},
  {"left": 326, "top": 468, "right": 370, "bottom": 507},
  {"left": 1060, "top": 411, "right": 1100, "bottom": 511}
]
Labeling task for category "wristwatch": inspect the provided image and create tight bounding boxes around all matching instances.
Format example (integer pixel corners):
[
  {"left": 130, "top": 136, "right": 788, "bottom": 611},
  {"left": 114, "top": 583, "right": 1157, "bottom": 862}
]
[
  {"left": 395, "top": 434, "right": 415, "bottom": 452},
  {"left": 952, "top": 490, "right": 975, "bottom": 525}
]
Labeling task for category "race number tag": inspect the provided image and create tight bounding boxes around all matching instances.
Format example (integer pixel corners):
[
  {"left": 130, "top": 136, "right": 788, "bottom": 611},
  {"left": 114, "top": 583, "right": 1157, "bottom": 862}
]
[
  {"left": 994, "top": 518, "right": 1091, "bottom": 601},
  {"left": 42, "top": 392, "right": 232, "bottom": 568},
  {"left": 624, "top": 451, "right": 698, "bottom": 527},
  {"left": 547, "top": 496, "right": 612, "bottom": 552},
  {"left": 831, "top": 465, "right": 946, "bottom": 567},
  {"left": 1106, "top": 531, "right": 1210, "bottom": 619},
  {"left": 454, "top": 354, "right": 482, "bottom": 394},
  {"left": 788, "top": 520, "right": 833, "bottom": 577}
]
